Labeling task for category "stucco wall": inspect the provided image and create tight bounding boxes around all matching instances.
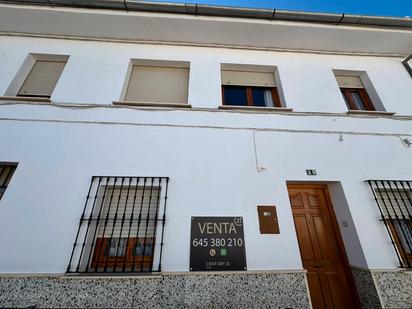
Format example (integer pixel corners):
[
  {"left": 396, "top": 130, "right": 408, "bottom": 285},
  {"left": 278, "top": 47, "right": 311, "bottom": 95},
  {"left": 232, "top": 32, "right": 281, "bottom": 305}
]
[
  {"left": 1, "top": 36, "right": 412, "bottom": 113},
  {"left": 0, "top": 36, "right": 412, "bottom": 273}
]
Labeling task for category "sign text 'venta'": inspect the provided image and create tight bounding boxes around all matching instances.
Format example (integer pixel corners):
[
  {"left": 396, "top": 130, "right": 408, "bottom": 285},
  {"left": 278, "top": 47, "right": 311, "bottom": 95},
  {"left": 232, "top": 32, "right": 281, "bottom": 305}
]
[{"left": 198, "top": 222, "right": 238, "bottom": 234}]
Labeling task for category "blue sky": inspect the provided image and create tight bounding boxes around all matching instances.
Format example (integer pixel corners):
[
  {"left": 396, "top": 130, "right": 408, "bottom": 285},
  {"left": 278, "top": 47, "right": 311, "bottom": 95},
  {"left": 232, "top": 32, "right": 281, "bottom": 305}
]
[{"left": 158, "top": 0, "right": 412, "bottom": 18}]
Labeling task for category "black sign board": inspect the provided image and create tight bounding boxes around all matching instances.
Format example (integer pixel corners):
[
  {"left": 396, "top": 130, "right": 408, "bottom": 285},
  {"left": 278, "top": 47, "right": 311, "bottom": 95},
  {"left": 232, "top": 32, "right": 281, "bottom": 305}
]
[{"left": 190, "top": 216, "right": 246, "bottom": 271}]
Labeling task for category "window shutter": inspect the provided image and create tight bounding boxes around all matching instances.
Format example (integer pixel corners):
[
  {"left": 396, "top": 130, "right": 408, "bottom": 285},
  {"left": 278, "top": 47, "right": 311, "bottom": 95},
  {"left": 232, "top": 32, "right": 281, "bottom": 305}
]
[
  {"left": 125, "top": 65, "right": 189, "bottom": 104},
  {"left": 18, "top": 60, "right": 66, "bottom": 97},
  {"left": 221, "top": 70, "right": 276, "bottom": 87},
  {"left": 97, "top": 187, "right": 160, "bottom": 238},
  {"left": 335, "top": 75, "right": 364, "bottom": 89}
]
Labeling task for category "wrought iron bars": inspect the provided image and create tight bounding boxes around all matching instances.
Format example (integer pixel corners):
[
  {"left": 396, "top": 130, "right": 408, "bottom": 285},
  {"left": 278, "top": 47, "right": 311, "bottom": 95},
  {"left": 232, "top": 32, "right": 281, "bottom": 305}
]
[
  {"left": 67, "top": 176, "right": 169, "bottom": 273},
  {"left": 367, "top": 180, "right": 412, "bottom": 268},
  {"left": 0, "top": 163, "right": 17, "bottom": 201}
]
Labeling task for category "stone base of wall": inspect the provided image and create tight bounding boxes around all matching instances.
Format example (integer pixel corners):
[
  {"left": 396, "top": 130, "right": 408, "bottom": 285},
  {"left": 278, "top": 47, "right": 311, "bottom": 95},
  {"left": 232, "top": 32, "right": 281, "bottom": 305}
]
[
  {"left": 373, "top": 270, "right": 412, "bottom": 309},
  {"left": 351, "top": 267, "right": 381, "bottom": 309},
  {"left": 0, "top": 271, "right": 311, "bottom": 308},
  {"left": 351, "top": 267, "right": 412, "bottom": 309}
]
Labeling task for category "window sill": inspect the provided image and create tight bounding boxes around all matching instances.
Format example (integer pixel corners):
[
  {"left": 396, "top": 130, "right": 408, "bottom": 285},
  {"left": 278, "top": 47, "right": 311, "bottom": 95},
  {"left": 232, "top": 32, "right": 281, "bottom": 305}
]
[
  {"left": 0, "top": 96, "right": 51, "bottom": 102},
  {"left": 346, "top": 110, "right": 396, "bottom": 116},
  {"left": 219, "top": 105, "right": 293, "bottom": 112},
  {"left": 113, "top": 101, "right": 191, "bottom": 108}
]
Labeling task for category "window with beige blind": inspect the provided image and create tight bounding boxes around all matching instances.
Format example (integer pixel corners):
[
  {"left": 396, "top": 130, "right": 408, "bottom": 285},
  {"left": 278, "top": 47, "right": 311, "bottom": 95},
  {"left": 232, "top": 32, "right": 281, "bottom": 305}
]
[
  {"left": 123, "top": 64, "right": 189, "bottom": 104},
  {"left": 335, "top": 74, "right": 376, "bottom": 111},
  {"left": 17, "top": 60, "right": 67, "bottom": 98},
  {"left": 221, "top": 69, "right": 282, "bottom": 108}
]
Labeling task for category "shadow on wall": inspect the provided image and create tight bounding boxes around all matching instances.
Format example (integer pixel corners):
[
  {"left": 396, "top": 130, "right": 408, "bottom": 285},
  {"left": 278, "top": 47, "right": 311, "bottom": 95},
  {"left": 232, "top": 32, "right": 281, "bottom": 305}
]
[{"left": 328, "top": 182, "right": 368, "bottom": 268}]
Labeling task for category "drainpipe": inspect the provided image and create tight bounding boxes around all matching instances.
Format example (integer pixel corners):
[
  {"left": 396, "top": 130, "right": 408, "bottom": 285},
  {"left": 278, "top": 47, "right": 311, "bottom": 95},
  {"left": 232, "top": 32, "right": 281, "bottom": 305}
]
[{"left": 402, "top": 54, "right": 412, "bottom": 78}]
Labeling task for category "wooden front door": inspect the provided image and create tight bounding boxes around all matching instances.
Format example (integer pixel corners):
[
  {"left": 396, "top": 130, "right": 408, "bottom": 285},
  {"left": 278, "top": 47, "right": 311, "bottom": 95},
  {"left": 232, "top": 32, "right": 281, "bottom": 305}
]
[{"left": 287, "top": 184, "right": 360, "bottom": 309}]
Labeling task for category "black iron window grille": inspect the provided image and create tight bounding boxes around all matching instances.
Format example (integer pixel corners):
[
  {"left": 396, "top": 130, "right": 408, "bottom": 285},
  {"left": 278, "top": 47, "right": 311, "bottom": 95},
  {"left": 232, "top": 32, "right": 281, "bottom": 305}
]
[
  {"left": 67, "top": 176, "right": 169, "bottom": 274},
  {"left": 0, "top": 163, "right": 17, "bottom": 201},
  {"left": 367, "top": 180, "right": 412, "bottom": 268}
]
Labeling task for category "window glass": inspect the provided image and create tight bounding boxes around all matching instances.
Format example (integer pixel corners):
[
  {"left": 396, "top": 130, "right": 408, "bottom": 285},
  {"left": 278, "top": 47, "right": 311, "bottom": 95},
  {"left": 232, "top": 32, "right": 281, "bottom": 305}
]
[
  {"left": 105, "top": 238, "right": 127, "bottom": 257},
  {"left": 223, "top": 86, "right": 248, "bottom": 106},
  {"left": 134, "top": 239, "right": 153, "bottom": 257},
  {"left": 350, "top": 91, "right": 366, "bottom": 110},
  {"left": 394, "top": 221, "right": 412, "bottom": 254},
  {"left": 252, "top": 87, "right": 274, "bottom": 107}
]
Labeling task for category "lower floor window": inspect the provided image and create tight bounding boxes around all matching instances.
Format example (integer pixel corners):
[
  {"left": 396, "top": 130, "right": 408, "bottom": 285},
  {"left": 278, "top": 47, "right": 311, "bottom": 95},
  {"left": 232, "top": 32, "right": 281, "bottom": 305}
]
[
  {"left": 67, "top": 176, "right": 169, "bottom": 274},
  {"left": 368, "top": 180, "right": 412, "bottom": 268}
]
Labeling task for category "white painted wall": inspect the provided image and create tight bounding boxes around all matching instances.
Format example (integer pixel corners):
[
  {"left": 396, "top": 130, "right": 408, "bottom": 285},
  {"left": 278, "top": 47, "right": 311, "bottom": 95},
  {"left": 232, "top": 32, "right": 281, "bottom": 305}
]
[
  {"left": 1, "top": 37, "right": 412, "bottom": 114},
  {"left": 0, "top": 35, "right": 412, "bottom": 273}
]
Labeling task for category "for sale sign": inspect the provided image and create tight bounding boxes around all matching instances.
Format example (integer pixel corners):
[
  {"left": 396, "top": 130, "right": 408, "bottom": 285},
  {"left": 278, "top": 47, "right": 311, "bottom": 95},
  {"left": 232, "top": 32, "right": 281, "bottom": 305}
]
[{"left": 190, "top": 216, "right": 247, "bottom": 271}]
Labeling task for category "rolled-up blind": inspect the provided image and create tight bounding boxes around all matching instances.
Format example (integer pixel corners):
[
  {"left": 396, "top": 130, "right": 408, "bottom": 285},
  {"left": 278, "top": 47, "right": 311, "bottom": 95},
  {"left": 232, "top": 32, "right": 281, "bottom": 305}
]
[
  {"left": 97, "top": 187, "right": 160, "bottom": 238},
  {"left": 335, "top": 75, "right": 364, "bottom": 89},
  {"left": 221, "top": 70, "right": 276, "bottom": 87},
  {"left": 18, "top": 60, "right": 66, "bottom": 97},
  {"left": 125, "top": 65, "right": 189, "bottom": 104}
]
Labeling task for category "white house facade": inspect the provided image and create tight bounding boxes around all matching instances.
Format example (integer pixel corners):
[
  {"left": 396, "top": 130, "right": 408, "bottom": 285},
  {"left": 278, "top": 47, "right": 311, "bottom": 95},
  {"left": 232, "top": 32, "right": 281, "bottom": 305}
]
[{"left": 0, "top": 1, "right": 412, "bottom": 308}]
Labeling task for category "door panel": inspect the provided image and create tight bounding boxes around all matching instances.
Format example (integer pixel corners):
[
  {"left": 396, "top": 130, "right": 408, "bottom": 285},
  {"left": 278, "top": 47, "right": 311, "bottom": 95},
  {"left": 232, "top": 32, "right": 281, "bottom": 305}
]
[
  {"left": 307, "top": 271, "right": 326, "bottom": 309},
  {"left": 294, "top": 215, "right": 315, "bottom": 261},
  {"left": 312, "top": 215, "right": 336, "bottom": 260},
  {"left": 288, "top": 185, "right": 359, "bottom": 309}
]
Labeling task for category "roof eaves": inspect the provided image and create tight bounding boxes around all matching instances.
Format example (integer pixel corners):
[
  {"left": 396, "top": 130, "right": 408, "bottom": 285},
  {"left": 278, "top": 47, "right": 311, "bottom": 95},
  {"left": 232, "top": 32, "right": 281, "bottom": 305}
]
[{"left": 1, "top": 0, "right": 412, "bottom": 29}]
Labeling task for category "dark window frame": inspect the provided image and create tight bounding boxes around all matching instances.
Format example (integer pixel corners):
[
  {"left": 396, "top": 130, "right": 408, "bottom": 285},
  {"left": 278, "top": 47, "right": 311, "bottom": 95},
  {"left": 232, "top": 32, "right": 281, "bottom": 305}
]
[
  {"left": 222, "top": 85, "right": 282, "bottom": 108},
  {"left": 16, "top": 93, "right": 52, "bottom": 99},
  {"left": 91, "top": 237, "right": 155, "bottom": 271},
  {"left": 340, "top": 88, "right": 375, "bottom": 111}
]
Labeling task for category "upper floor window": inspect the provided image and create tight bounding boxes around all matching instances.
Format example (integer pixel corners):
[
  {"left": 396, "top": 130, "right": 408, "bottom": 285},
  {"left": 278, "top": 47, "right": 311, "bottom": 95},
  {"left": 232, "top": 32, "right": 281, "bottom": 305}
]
[
  {"left": 335, "top": 75, "right": 375, "bottom": 111},
  {"left": 0, "top": 163, "right": 17, "bottom": 201},
  {"left": 18, "top": 59, "right": 67, "bottom": 98},
  {"left": 122, "top": 60, "right": 189, "bottom": 106},
  {"left": 5, "top": 54, "right": 68, "bottom": 99},
  {"left": 221, "top": 66, "right": 282, "bottom": 108}
]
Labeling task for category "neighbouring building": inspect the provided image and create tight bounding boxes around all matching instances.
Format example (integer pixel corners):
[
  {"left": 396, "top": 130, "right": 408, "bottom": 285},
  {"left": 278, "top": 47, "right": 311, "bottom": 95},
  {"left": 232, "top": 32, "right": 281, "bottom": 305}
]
[{"left": 0, "top": 1, "right": 412, "bottom": 308}]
